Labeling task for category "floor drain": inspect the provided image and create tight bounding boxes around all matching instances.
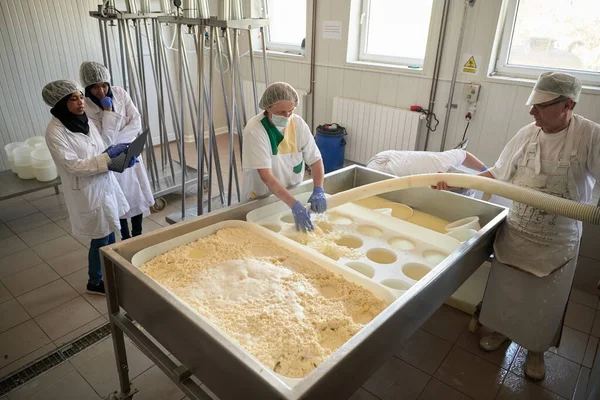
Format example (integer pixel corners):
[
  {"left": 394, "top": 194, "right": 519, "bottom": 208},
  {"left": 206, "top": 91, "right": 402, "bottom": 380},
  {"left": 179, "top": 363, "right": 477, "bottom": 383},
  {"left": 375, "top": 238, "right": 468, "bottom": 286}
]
[{"left": 0, "top": 323, "right": 112, "bottom": 396}]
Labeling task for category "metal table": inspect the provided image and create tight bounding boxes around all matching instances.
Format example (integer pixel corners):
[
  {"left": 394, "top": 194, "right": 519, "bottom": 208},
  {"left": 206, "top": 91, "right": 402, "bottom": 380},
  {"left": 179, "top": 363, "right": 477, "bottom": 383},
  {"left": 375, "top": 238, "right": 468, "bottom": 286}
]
[
  {"left": 0, "top": 169, "right": 60, "bottom": 201},
  {"left": 100, "top": 165, "right": 508, "bottom": 400}
]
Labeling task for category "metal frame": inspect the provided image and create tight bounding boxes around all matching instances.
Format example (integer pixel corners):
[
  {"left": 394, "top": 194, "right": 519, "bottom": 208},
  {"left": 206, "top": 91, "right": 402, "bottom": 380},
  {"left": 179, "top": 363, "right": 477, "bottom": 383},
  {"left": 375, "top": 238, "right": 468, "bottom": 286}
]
[
  {"left": 90, "top": 7, "right": 209, "bottom": 216},
  {"left": 100, "top": 165, "right": 507, "bottom": 400}
]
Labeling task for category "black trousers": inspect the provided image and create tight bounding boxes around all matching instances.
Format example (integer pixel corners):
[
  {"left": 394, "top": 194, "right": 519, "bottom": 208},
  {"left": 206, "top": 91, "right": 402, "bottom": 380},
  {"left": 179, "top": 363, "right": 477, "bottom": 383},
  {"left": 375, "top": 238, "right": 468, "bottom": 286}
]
[{"left": 120, "top": 214, "right": 143, "bottom": 240}]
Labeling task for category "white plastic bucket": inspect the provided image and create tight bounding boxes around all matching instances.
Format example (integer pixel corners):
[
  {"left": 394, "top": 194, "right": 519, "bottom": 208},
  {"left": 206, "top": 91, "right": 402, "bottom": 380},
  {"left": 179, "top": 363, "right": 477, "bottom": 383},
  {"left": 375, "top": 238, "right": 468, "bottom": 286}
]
[
  {"left": 445, "top": 216, "right": 481, "bottom": 232},
  {"left": 34, "top": 142, "right": 48, "bottom": 150},
  {"left": 25, "top": 136, "right": 46, "bottom": 148},
  {"left": 13, "top": 146, "right": 35, "bottom": 179},
  {"left": 4, "top": 142, "right": 27, "bottom": 173},
  {"left": 31, "top": 149, "right": 57, "bottom": 182},
  {"left": 446, "top": 228, "right": 477, "bottom": 243}
]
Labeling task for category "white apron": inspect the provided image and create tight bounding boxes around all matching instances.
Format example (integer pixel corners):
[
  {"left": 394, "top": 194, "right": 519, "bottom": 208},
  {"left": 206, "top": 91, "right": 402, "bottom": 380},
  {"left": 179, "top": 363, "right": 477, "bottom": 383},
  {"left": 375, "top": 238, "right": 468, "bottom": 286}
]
[
  {"left": 480, "top": 121, "right": 583, "bottom": 352},
  {"left": 242, "top": 118, "right": 306, "bottom": 200}
]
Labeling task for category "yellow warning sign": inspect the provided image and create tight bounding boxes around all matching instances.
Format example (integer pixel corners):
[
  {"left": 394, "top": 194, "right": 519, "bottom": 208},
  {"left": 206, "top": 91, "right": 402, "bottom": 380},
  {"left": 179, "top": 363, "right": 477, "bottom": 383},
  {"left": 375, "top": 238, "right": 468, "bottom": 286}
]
[
  {"left": 463, "top": 55, "right": 477, "bottom": 73},
  {"left": 464, "top": 56, "right": 477, "bottom": 68}
]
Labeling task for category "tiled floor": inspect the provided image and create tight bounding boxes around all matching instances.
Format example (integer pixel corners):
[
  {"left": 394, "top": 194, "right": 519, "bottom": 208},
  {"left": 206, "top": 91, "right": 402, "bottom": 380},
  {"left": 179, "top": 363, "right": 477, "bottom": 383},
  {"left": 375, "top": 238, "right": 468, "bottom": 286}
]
[{"left": 0, "top": 187, "right": 165, "bottom": 380}]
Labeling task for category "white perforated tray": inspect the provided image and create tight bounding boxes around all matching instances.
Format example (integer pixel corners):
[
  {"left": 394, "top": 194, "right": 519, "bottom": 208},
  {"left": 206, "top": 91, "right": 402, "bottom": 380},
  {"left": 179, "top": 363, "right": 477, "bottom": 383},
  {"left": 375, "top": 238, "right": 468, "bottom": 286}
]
[{"left": 247, "top": 193, "right": 462, "bottom": 298}]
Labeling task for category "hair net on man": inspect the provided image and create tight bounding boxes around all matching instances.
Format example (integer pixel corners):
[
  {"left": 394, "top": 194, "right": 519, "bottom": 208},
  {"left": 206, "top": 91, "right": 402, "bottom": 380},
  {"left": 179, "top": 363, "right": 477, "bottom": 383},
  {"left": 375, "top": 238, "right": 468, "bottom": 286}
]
[
  {"left": 526, "top": 72, "right": 582, "bottom": 105},
  {"left": 259, "top": 82, "right": 299, "bottom": 109},
  {"left": 79, "top": 61, "right": 111, "bottom": 88},
  {"left": 42, "top": 80, "right": 81, "bottom": 107}
]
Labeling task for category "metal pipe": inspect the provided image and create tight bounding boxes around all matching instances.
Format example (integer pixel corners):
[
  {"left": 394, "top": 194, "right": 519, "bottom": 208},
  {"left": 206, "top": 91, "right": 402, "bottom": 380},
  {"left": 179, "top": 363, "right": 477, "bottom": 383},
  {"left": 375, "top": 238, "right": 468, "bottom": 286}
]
[
  {"left": 260, "top": 26, "right": 269, "bottom": 86},
  {"left": 145, "top": 20, "right": 167, "bottom": 171},
  {"left": 234, "top": 29, "right": 248, "bottom": 128},
  {"left": 158, "top": 24, "right": 184, "bottom": 163},
  {"left": 232, "top": 29, "right": 244, "bottom": 162},
  {"left": 207, "top": 26, "right": 215, "bottom": 212},
  {"left": 182, "top": 0, "right": 198, "bottom": 18},
  {"left": 230, "top": 0, "right": 243, "bottom": 19},
  {"left": 99, "top": 19, "right": 108, "bottom": 67},
  {"left": 192, "top": 34, "right": 226, "bottom": 205},
  {"left": 117, "top": 20, "right": 129, "bottom": 91},
  {"left": 197, "top": 26, "right": 206, "bottom": 215},
  {"left": 103, "top": 21, "right": 114, "bottom": 81},
  {"left": 307, "top": 0, "right": 317, "bottom": 131},
  {"left": 224, "top": 29, "right": 241, "bottom": 205},
  {"left": 135, "top": 19, "right": 159, "bottom": 187},
  {"left": 159, "top": 0, "right": 172, "bottom": 13},
  {"left": 178, "top": 23, "right": 186, "bottom": 219},
  {"left": 423, "top": 0, "right": 450, "bottom": 151},
  {"left": 125, "top": 0, "right": 138, "bottom": 13},
  {"left": 155, "top": 20, "right": 177, "bottom": 181},
  {"left": 247, "top": 33, "right": 259, "bottom": 114},
  {"left": 439, "top": 0, "right": 475, "bottom": 151},
  {"left": 139, "top": 0, "right": 151, "bottom": 13},
  {"left": 183, "top": 34, "right": 225, "bottom": 206},
  {"left": 199, "top": 0, "right": 210, "bottom": 18}
]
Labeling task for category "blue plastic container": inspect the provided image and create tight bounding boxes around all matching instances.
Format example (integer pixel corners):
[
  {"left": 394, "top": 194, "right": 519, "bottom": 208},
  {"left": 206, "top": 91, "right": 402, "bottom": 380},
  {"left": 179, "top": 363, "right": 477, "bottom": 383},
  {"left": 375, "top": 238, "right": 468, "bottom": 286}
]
[{"left": 315, "top": 124, "right": 346, "bottom": 173}]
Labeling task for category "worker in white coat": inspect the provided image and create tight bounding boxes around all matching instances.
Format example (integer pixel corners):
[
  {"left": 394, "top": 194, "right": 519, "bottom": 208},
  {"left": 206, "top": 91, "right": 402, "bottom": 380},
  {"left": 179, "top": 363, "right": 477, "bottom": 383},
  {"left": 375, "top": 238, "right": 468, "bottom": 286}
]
[
  {"left": 79, "top": 61, "right": 154, "bottom": 240},
  {"left": 242, "top": 82, "right": 326, "bottom": 232},
  {"left": 366, "top": 149, "right": 487, "bottom": 196},
  {"left": 435, "top": 72, "right": 600, "bottom": 381},
  {"left": 42, "top": 80, "right": 134, "bottom": 296}
]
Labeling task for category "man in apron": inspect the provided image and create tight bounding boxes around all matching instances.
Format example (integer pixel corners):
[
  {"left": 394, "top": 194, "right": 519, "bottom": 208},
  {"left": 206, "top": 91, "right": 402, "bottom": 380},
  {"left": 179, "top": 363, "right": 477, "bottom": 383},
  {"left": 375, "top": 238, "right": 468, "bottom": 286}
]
[
  {"left": 242, "top": 82, "right": 326, "bottom": 232},
  {"left": 435, "top": 72, "right": 600, "bottom": 381}
]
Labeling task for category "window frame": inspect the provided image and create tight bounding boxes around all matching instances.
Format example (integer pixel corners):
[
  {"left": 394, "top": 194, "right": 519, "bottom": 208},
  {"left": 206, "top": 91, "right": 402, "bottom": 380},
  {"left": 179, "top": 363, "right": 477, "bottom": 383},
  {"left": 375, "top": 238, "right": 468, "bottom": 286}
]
[
  {"left": 357, "top": 0, "right": 434, "bottom": 68},
  {"left": 264, "top": 0, "right": 307, "bottom": 56},
  {"left": 492, "top": 0, "right": 600, "bottom": 86}
]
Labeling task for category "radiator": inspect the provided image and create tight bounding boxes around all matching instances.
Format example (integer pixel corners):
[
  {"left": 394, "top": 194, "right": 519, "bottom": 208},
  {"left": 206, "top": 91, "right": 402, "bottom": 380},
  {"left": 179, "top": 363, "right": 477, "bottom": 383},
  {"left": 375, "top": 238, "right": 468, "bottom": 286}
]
[
  {"left": 332, "top": 97, "right": 422, "bottom": 165},
  {"left": 242, "top": 81, "right": 306, "bottom": 121}
]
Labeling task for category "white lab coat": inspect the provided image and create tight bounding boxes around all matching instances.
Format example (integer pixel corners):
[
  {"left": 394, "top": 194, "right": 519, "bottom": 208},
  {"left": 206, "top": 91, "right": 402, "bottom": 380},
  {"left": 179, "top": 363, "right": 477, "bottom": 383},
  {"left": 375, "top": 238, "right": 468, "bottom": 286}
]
[
  {"left": 366, "top": 149, "right": 467, "bottom": 176},
  {"left": 85, "top": 86, "right": 154, "bottom": 219},
  {"left": 242, "top": 113, "right": 321, "bottom": 200},
  {"left": 45, "top": 117, "right": 129, "bottom": 239}
]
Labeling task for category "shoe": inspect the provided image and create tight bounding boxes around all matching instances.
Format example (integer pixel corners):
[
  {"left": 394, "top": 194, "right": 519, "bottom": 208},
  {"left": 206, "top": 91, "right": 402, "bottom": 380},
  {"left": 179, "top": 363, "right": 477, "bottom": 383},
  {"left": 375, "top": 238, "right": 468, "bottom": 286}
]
[
  {"left": 478, "top": 332, "right": 509, "bottom": 352},
  {"left": 524, "top": 351, "right": 545, "bottom": 381},
  {"left": 86, "top": 281, "right": 106, "bottom": 296}
]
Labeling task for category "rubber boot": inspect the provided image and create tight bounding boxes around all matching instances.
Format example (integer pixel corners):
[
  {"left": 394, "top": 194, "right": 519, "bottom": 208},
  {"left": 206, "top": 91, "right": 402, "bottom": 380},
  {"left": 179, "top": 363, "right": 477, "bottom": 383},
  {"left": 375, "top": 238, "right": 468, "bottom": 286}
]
[
  {"left": 524, "top": 351, "right": 546, "bottom": 381},
  {"left": 469, "top": 302, "right": 483, "bottom": 334},
  {"left": 478, "top": 332, "right": 509, "bottom": 352}
]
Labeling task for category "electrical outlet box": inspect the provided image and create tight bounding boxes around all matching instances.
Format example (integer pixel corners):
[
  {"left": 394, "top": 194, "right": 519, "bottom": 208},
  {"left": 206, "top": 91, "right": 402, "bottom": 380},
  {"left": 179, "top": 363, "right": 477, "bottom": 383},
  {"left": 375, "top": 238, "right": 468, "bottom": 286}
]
[{"left": 464, "top": 84, "right": 480, "bottom": 103}]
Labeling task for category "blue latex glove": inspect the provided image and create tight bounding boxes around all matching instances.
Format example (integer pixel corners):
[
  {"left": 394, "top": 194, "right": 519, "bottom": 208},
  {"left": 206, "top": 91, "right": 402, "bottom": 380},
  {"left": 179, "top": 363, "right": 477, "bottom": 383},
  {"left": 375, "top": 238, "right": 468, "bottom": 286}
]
[
  {"left": 308, "top": 186, "right": 327, "bottom": 214},
  {"left": 100, "top": 96, "right": 113, "bottom": 110},
  {"left": 127, "top": 156, "right": 138, "bottom": 168},
  {"left": 291, "top": 201, "right": 314, "bottom": 232},
  {"left": 104, "top": 143, "right": 129, "bottom": 159}
]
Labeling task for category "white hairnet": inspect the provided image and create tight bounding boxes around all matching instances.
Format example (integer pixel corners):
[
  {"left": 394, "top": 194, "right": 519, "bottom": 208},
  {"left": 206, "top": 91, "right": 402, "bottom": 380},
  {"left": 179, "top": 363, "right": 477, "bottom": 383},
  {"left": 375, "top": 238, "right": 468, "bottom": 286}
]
[
  {"left": 42, "top": 80, "right": 81, "bottom": 107},
  {"left": 259, "top": 82, "right": 299, "bottom": 109},
  {"left": 526, "top": 72, "right": 582, "bottom": 105},
  {"left": 79, "top": 61, "right": 111, "bottom": 88}
]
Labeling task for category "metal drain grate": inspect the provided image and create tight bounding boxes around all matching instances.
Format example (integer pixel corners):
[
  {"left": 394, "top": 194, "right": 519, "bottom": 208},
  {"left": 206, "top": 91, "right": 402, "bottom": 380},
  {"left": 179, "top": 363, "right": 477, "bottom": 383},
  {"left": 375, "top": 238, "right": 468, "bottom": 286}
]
[{"left": 0, "top": 323, "right": 112, "bottom": 396}]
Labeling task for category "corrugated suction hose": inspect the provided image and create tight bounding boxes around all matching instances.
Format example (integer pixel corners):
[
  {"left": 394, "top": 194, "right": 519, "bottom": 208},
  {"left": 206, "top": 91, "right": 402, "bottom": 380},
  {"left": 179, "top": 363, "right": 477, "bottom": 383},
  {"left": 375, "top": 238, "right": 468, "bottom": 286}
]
[{"left": 327, "top": 173, "right": 600, "bottom": 225}]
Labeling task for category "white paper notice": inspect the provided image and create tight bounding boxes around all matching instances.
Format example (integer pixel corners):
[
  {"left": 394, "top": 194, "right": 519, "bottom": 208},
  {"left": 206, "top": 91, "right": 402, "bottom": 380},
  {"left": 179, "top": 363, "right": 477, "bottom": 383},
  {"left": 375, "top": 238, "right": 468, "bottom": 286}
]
[{"left": 323, "top": 21, "right": 342, "bottom": 40}]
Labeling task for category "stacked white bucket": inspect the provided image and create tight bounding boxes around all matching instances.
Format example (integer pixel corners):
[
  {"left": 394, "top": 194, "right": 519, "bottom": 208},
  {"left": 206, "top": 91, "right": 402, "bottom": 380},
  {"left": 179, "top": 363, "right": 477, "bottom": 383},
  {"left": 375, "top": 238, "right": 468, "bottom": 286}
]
[{"left": 3, "top": 137, "right": 58, "bottom": 181}]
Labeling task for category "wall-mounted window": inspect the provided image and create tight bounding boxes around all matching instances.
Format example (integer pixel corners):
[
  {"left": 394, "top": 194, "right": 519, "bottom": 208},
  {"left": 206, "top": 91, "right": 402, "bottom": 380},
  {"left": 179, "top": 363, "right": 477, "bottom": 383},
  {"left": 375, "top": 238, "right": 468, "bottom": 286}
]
[
  {"left": 492, "top": 0, "right": 600, "bottom": 84},
  {"left": 358, "top": 0, "right": 434, "bottom": 68},
  {"left": 265, "top": 0, "right": 307, "bottom": 55}
]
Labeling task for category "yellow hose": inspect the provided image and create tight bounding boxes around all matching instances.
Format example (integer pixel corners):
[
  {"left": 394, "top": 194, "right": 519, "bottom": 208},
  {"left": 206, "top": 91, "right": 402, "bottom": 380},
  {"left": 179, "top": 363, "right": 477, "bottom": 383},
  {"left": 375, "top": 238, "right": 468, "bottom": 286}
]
[{"left": 327, "top": 173, "right": 600, "bottom": 225}]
